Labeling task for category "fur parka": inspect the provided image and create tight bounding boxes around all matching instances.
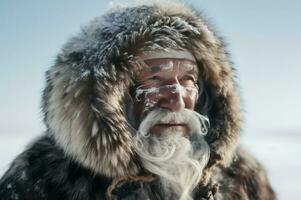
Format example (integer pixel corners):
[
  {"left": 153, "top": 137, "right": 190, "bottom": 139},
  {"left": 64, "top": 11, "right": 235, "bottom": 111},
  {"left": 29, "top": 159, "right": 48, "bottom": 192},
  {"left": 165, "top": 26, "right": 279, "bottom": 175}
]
[{"left": 0, "top": 2, "right": 276, "bottom": 200}]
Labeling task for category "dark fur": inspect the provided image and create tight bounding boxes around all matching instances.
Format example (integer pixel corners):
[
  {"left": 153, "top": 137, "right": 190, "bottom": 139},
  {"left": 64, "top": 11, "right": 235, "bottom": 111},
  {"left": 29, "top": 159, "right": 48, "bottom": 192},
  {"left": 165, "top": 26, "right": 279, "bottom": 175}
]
[
  {"left": 0, "top": 135, "right": 110, "bottom": 200},
  {"left": 0, "top": 2, "right": 276, "bottom": 199}
]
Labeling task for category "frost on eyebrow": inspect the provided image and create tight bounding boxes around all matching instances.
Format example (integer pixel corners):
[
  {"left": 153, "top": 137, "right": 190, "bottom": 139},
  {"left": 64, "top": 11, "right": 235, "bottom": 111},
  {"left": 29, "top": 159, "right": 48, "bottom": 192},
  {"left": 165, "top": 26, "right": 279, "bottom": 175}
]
[
  {"left": 135, "top": 84, "right": 182, "bottom": 102},
  {"left": 180, "top": 62, "right": 199, "bottom": 79},
  {"left": 135, "top": 84, "right": 199, "bottom": 112},
  {"left": 135, "top": 86, "right": 161, "bottom": 112},
  {"left": 182, "top": 62, "right": 195, "bottom": 71},
  {"left": 135, "top": 87, "right": 160, "bottom": 101}
]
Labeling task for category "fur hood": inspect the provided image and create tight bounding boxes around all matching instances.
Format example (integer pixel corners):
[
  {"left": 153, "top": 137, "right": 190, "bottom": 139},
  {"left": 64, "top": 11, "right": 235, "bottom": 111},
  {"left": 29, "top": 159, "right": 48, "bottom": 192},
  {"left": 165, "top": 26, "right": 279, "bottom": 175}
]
[{"left": 42, "top": 2, "right": 241, "bottom": 178}]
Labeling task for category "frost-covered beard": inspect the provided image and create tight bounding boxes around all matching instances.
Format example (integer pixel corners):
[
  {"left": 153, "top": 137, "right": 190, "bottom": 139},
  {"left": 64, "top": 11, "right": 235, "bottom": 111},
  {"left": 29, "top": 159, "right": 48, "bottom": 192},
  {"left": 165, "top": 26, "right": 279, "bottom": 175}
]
[{"left": 133, "top": 108, "right": 210, "bottom": 200}]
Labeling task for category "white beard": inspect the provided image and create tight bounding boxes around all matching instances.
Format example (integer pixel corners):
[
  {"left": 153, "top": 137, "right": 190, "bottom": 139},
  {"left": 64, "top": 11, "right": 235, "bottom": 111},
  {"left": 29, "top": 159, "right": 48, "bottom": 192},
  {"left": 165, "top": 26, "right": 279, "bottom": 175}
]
[{"left": 133, "top": 108, "right": 210, "bottom": 200}]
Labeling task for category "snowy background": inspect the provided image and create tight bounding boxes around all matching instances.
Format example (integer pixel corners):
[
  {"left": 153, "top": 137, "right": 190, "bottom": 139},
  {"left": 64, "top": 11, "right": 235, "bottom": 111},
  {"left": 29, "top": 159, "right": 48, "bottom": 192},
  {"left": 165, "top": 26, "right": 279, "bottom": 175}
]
[{"left": 0, "top": 0, "right": 300, "bottom": 199}]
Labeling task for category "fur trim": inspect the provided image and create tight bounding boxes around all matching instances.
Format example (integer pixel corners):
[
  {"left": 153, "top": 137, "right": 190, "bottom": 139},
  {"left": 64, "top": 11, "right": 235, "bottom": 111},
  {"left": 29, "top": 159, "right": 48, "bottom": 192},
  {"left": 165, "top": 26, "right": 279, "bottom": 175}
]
[{"left": 42, "top": 2, "right": 242, "bottom": 177}]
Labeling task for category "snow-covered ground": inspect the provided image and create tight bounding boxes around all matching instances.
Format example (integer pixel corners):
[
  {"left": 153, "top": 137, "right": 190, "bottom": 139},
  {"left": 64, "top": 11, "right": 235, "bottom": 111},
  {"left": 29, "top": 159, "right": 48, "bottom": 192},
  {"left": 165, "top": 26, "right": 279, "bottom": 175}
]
[
  {"left": 241, "top": 132, "right": 301, "bottom": 200},
  {"left": 1, "top": 132, "right": 300, "bottom": 199}
]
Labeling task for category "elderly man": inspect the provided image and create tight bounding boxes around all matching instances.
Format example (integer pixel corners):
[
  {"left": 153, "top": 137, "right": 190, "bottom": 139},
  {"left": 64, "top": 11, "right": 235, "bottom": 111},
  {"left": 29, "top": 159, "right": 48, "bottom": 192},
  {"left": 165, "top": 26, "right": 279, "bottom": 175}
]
[{"left": 0, "top": 2, "right": 275, "bottom": 200}]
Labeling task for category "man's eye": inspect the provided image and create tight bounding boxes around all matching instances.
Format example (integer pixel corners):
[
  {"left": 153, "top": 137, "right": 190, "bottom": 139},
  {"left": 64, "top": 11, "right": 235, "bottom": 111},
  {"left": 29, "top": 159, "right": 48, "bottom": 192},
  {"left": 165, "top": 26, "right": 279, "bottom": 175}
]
[
  {"left": 181, "top": 76, "right": 197, "bottom": 83},
  {"left": 180, "top": 76, "right": 198, "bottom": 88}
]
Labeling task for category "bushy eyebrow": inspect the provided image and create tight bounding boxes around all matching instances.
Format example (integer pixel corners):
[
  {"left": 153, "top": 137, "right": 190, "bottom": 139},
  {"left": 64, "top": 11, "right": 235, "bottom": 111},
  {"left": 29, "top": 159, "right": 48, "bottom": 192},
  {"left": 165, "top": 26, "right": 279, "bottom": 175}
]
[{"left": 188, "top": 67, "right": 199, "bottom": 77}]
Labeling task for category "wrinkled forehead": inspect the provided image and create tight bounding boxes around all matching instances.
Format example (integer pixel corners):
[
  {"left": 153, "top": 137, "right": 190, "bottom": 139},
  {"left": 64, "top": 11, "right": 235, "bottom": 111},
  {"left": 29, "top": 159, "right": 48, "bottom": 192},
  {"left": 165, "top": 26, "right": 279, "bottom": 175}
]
[
  {"left": 142, "top": 58, "right": 198, "bottom": 75},
  {"left": 135, "top": 49, "right": 198, "bottom": 77}
]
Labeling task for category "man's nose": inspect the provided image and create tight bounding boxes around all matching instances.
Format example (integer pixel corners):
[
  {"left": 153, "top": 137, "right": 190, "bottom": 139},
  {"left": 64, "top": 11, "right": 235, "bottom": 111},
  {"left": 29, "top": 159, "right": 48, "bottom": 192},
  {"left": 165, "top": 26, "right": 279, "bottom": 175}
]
[{"left": 157, "top": 85, "right": 185, "bottom": 112}]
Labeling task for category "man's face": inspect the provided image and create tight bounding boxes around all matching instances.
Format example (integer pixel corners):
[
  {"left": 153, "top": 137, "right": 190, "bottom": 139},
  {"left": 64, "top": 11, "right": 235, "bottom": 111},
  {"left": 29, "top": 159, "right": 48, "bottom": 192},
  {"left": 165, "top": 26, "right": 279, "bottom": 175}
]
[
  {"left": 130, "top": 56, "right": 210, "bottom": 200},
  {"left": 133, "top": 58, "right": 199, "bottom": 135}
]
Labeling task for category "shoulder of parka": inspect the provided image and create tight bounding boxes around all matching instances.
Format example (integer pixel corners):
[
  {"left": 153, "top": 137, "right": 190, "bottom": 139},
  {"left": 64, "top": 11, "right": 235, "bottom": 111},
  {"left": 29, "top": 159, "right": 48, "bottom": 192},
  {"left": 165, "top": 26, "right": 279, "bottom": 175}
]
[
  {"left": 0, "top": 135, "right": 110, "bottom": 200},
  {"left": 210, "top": 146, "right": 277, "bottom": 200}
]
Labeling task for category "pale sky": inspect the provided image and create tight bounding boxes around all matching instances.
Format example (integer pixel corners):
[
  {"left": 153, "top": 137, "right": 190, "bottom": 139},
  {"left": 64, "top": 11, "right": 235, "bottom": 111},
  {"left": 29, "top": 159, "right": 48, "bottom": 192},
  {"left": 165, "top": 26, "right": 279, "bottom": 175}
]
[{"left": 0, "top": 0, "right": 300, "bottom": 137}]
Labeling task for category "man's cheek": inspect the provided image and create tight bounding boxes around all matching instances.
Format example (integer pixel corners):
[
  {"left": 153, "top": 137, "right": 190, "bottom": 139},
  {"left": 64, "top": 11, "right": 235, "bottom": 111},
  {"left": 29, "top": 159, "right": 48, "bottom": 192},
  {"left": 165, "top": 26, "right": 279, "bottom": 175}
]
[{"left": 132, "top": 97, "right": 153, "bottom": 123}]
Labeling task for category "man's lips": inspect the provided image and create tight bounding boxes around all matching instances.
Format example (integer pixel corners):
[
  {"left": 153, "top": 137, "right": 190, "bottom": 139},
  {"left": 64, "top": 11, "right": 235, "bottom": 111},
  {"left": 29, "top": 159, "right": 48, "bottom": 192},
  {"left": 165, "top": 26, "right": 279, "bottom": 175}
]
[{"left": 150, "top": 123, "right": 189, "bottom": 135}]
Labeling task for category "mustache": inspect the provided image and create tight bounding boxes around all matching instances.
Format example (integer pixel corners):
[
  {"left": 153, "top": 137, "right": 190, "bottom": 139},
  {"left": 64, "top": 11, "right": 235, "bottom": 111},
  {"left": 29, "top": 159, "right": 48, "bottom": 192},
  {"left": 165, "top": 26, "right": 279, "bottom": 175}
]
[{"left": 138, "top": 108, "right": 210, "bottom": 137}]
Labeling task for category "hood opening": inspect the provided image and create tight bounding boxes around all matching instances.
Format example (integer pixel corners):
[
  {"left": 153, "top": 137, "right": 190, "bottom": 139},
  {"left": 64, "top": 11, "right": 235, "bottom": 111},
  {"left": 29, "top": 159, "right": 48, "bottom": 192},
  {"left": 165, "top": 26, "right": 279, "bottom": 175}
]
[{"left": 42, "top": 2, "right": 242, "bottom": 178}]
